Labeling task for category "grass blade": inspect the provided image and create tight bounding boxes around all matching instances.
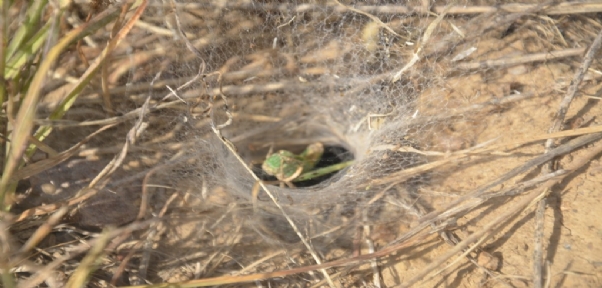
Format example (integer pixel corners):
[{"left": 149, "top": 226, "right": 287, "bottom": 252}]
[
  {"left": 0, "top": 4, "right": 71, "bottom": 210},
  {"left": 64, "top": 227, "right": 113, "bottom": 288},
  {"left": 4, "top": 0, "right": 45, "bottom": 61},
  {"left": 27, "top": 3, "right": 125, "bottom": 150},
  {"left": 4, "top": 21, "right": 52, "bottom": 79}
]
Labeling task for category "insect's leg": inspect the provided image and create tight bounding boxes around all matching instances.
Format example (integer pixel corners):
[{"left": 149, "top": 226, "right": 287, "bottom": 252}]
[
  {"left": 265, "top": 142, "right": 274, "bottom": 158},
  {"left": 282, "top": 165, "right": 303, "bottom": 182},
  {"left": 284, "top": 181, "right": 296, "bottom": 188}
]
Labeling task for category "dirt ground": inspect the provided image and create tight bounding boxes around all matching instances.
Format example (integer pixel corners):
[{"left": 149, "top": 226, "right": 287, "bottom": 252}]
[{"left": 392, "top": 52, "right": 602, "bottom": 287}]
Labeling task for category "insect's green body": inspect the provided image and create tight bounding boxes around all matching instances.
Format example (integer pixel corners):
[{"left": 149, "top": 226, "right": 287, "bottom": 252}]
[
  {"left": 262, "top": 142, "right": 354, "bottom": 185},
  {"left": 262, "top": 143, "right": 324, "bottom": 182}
]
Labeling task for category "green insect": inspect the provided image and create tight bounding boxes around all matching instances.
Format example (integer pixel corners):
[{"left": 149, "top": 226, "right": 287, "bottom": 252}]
[{"left": 262, "top": 142, "right": 353, "bottom": 187}]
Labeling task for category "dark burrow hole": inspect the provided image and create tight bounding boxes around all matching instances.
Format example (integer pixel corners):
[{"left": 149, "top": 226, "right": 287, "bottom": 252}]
[{"left": 253, "top": 145, "right": 354, "bottom": 188}]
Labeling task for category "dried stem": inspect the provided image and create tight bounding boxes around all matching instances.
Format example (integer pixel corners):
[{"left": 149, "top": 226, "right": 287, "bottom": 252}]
[{"left": 533, "top": 28, "right": 602, "bottom": 288}]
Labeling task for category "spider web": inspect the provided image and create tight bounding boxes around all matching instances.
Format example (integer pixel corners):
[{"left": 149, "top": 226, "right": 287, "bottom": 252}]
[{"left": 127, "top": 0, "right": 596, "bottom": 284}]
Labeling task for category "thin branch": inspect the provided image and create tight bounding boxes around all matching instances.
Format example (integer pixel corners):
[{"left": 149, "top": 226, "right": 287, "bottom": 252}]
[
  {"left": 455, "top": 48, "right": 586, "bottom": 70},
  {"left": 533, "top": 27, "right": 602, "bottom": 288},
  {"left": 174, "top": 2, "right": 602, "bottom": 16},
  {"left": 170, "top": 0, "right": 334, "bottom": 285}
]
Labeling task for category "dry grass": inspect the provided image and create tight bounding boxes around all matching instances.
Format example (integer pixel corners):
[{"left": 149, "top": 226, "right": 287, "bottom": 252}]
[{"left": 2, "top": 1, "right": 602, "bottom": 287}]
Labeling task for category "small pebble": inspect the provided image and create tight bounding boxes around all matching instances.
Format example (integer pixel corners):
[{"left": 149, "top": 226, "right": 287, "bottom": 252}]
[{"left": 477, "top": 251, "right": 500, "bottom": 271}]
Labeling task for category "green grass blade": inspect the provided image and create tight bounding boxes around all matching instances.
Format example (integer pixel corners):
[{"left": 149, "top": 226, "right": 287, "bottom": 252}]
[
  {"left": 295, "top": 160, "right": 354, "bottom": 182},
  {"left": 29, "top": 3, "right": 143, "bottom": 151},
  {"left": 0, "top": 0, "right": 8, "bottom": 107},
  {"left": 1, "top": 269, "right": 16, "bottom": 288},
  {"left": 4, "top": 0, "right": 46, "bottom": 61},
  {"left": 0, "top": 6, "right": 71, "bottom": 210},
  {"left": 4, "top": 21, "right": 51, "bottom": 79}
]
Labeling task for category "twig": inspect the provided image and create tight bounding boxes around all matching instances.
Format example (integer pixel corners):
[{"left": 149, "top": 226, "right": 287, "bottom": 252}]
[
  {"left": 207, "top": 85, "right": 335, "bottom": 288},
  {"left": 401, "top": 183, "right": 545, "bottom": 287},
  {"left": 129, "top": 136, "right": 595, "bottom": 288},
  {"left": 383, "top": 131, "right": 602, "bottom": 269},
  {"left": 18, "top": 220, "right": 155, "bottom": 288},
  {"left": 135, "top": 161, "right": 184, "bottom": 283},
  {"left": 389, "top": 184, "right": 513, "bottom": 287},
  {"left": 545, "top": 34, "right": 602, "bottom": 138},
  {"left": 125, "top": 229, "right": 433, "bottom": 288},
  {"left": 533, "top": 28, "right": 602, "bottom": 288},
  {"left": 361, "top": 209, "right": 381, "bottom": 288},
  {"left": 137, "top": 145, "right": 186, "bottom": 220},
  {"left": 208, "top": 89, "right": 336, "bottom": 287},
  {"left": 16, "top": 207, "right": 68, "bottom": 256},
  {"left": 174, "top": 2, "right": 602, "bottom": 16},
  {"left": 401, "top": 135, "right": 602, "bottom": 287},
  {"left": 391, "top": 5, "right": 449, "bottom": 82},
  {"left": 87, "top": 96, "right": 150, "bottom": 189},
  {"left": 536, "top": 139, "right": 602, "bottom": 287},
  {"left": 332, "top": 0, "right": 406, "bottom": 40},
  {"left": 455, "top": 48, "right": 586, "bottom": 70},
  {"left": 11, "top": 123, "right": 117, "bottom": 181},
  {"left": 169, "top": 0, "right": 335, "bottom": 286}
]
